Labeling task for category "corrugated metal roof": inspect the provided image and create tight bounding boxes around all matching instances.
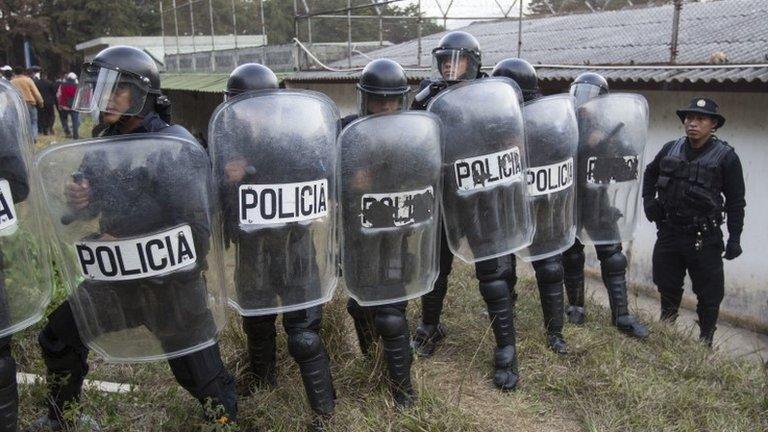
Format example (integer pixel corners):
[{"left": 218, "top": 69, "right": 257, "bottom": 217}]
[
  {"left": 161, "top": 72, "right": 291, "bottom": 93},
  {"left": 287, "top": 0, "right": 768, "bottom": 85}
]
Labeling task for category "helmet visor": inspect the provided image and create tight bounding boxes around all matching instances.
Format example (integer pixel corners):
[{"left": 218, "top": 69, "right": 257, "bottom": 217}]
[
  {"left": 431, "top": 49, "right": 480, "bottom": 82},
  {"left": 569, "top": 82, "right": 604, "bottom": 108},
  {"left": 73, "top": 65, "right": 150, "bottom": 116},
  {"left": 357, "top": 90, "right": 407, "bottom": 116}
]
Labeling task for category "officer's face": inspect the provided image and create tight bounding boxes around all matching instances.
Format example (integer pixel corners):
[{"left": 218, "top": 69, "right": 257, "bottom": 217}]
[
  {"left": 441, "top": 55, "right": 469, "bottom": 80},
  {"left": 367, "top": 96, "right": 401, "bottom": 114},
  {"left": 684, "top": 114, "right": 717, "bottom": 140},
  {"left": 103, "top": 87, "right": 133, "bottom": 124}
]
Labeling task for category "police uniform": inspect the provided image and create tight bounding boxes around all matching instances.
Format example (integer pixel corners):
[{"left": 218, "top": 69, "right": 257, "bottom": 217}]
[
  {"left": 37, "top": 112, "right": 237, "bottom": 424},
  {"left": 643, "top": 97, "right": 745, "bottom": 345}
]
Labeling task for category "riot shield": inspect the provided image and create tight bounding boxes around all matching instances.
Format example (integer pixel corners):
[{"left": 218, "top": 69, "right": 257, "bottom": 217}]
[
  {"left": 208, "top": 89, "right": 339, "bottom": 316},
  {"left": 33, "top": 134, "right": 227, "bottom": 362},
  {"left": 427, "top": 77, "right": 533, "bottom": 263},
  {"left": 517, "top": 94, "right": 579, "bottom": 262},
  {"left": 0, "top": 80, "right": 52, "bottom": 338},
  {"left": 339, "top": 112, "right": 442, "bottom": 306},
  {"left": 574, "top": 93, "right": 648, "bottom": 245}
]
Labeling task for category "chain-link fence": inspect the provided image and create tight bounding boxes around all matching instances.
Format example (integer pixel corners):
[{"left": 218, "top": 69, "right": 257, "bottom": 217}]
[{"left": 159, "top": 0, "right": 760, "bottom": 73}]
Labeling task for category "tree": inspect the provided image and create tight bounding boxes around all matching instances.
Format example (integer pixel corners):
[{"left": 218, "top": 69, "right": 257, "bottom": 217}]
[{"left": 526, "top": 0, "right": 694, "bottom": 16}]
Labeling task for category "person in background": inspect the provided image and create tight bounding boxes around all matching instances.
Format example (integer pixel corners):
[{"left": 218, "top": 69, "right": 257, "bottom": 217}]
[{"left": 10, "top": 66, "right": 43, "bottom": 142}]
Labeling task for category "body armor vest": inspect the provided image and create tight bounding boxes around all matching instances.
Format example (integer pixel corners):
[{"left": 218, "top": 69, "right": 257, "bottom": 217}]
[{"left": 656, "top": 137, "right": 731, "bottom": 222}]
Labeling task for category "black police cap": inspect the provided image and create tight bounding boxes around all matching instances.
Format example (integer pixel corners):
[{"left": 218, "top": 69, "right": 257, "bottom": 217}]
[{"left": 676, "top": 97, "right": 725, "bottom": 129}]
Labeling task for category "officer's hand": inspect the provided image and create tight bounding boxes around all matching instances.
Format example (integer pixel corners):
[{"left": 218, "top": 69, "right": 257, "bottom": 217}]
[
  {"left": 65, "top": 179, "right": 91, "bottom": 210},
  {"left": 643, "top": 198, "right": 664, "bottom": 222},
  {"left": 723, "top": 240, "right": 742, "bottom": 260},
  {"left": 224, "top": 159, "right": 248, "bottom": 183}
]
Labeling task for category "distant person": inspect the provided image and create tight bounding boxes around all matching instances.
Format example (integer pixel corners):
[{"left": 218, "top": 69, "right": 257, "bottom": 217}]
[
  {"left": 32, "top": 66, "right": 57, "bottom": 135},
  {"left": 57, "top": 72, "right": 80, "bottom": 139},
  {"left": 0, "top": 65, "right": 12, "bottom": 81},
  {"left": 10, "top": 66, "right": 43, "bottom": 141}
]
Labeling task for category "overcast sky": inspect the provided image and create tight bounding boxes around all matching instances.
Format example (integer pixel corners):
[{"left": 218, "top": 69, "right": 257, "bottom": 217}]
[{"left": 404, "top": 0, "right": 530, "bottom": 29}]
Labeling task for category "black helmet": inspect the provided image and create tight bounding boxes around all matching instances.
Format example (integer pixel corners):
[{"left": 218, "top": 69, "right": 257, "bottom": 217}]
[
  {"left": 73, "top": 45, "right": 161, "bottom": 116},
  {"left": 431, "top": 31, "right": 482, "bottom": 82},
  {"left": 226, "top": 63, "right": 278, "bottom": 98},
  {"left": 491, "top": 58, "right": 539, "bottom": 102},
  {"left": 357, "top": 58, "right": 410, "bottom": 116},
  {"left": 570, "top": 72, "right": 609, "bottom": 107}
]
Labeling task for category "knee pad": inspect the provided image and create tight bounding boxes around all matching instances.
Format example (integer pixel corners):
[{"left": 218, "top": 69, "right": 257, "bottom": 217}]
[
  {"left": 533, "top": 258, "right": 564, "bottom": 286},
  {"left": 597, "top": 245, "right": 627, "bottom": 273},
  {"left": 287, "top": 330, "right": 323, "bottom": 362},
  {"left": 562, "top": 245, "right": 585, "bottom": 272},
  {"left": 475, "top": 258, "right": 514, "bottom": 282},
  {"left": 373, "top": 309, "right": 408, "bottom": 339},
  {"left": 479, "top": 279, "right": 510, "bottom": 302}
]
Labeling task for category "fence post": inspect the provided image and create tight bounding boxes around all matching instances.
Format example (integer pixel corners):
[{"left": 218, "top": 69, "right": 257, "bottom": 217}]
[{"left": 669, "top": 0, "right": 683, "bottom": 64}]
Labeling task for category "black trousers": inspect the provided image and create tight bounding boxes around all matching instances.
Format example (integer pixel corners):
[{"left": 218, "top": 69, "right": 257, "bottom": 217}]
[{"left": 652, "top": 226, "right": 725, "bottom": 322}]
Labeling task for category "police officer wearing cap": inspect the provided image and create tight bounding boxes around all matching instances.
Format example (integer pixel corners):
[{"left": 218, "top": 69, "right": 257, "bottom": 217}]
[
  {"left": 342, "top": 58, "right": 418, "bottom": 407},
  {"left": 643, "top": 97, "right": 745, "bottom": 346}
]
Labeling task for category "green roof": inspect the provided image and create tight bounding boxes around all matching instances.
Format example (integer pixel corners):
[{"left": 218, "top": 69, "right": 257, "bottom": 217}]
[{"left": 161, "top": 72, "right": 291, "bottom": 93}]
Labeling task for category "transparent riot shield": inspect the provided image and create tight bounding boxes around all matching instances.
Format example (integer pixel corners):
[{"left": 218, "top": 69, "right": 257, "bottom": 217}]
[
  {"left": 0, "top": 80, "right": 52, "bottom": 338},
  {"left": 427, "top": 77, "right": 533, "bottom": 263},
  {"left": 517, "top": 94, "right": 579, "bottom": 262},
  {"left": 575, "top": 93, "right": 649, "bottom": 245},
  {"left": 33, "top": 134, "right": 227, "bottom": 362},
  {"left": 208, "top": 89, "right": 339, "bottom": 316},
  {"left": 339, "top": 112, "right": 442, "bottom": 306}
]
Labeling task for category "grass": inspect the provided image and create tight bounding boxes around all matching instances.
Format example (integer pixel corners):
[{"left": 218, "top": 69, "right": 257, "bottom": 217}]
[
  {"left": 11, "top": 260, "right": 768, "bottom": 432},
  {"left": 14, "top": 125, "right": 767, "bottom": 431}
]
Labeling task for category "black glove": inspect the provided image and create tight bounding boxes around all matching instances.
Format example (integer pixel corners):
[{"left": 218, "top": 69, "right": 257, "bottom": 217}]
[
  {"left": 723, "top": 240, "right": 742, "bottom": 260},
  {"left": 643, "top": 198, "right": 664, "bottom": 223}
]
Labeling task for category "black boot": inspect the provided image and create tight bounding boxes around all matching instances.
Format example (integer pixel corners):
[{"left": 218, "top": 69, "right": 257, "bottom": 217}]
[
  {"left": 411, "top": 272, "right": 449, "bottom": 357},
  {"left": 347, "top": 299, "right": 376, "bottom": 356},
  {"left": 598, "top": 246, "right": 649, "bottom": 339},
  {"left": 0, "top": 341, "right": 17, "bottom": 432},
  {"left": 374, "top": 305, "right": 415, "bottom": 408},
  {"left": 479, "top": 278, "right": 519, "bottom": 391},
  {"left": 697, "top": 305, "right": 719, "bottom": 347},
  {"left": 563, "top": 243, "right": 586, "bottom": 325},
  {"left": 533, "top": 258, "right": 568, "bottom": 355},
  {"left": 242, "top": 315, "right": 278, "bottom": 388}
]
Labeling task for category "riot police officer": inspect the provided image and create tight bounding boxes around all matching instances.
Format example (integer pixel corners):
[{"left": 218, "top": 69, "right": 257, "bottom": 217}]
[
  {"left": 561, "top": 73, "right": 649, "bottom": 339},
  {"left": 213, "top": 63, "right": 338, "bottom": 426},
  {"left": 0, "top": 79, "right": 52, "bottom": 432},
  {"left": 643, "top": 97, "right": 744, "bottom": 346},
  {"left": 31, "top": 46, "right": 237, "bottom": 430},
  {"left": 491, "top": 58, "right": 572, "bottom": 354},
  {"left": 411, "top": 31, "right": 522, "bottom": 391},
  {"left": 341, "top": 58, "right": 424, "bottom": 407}
]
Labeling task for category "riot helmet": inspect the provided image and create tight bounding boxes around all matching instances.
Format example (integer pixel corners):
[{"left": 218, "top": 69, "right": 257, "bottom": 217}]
[
  {"left": 491, "top": 58, "right": 539, "bottom": 102},
  {"left": 225, "top": 63, "right": 278, "bottom": 100},
  {"left": 73, "top": 45, "right": 161, "bottom": 117},
  {"left": 431, "top": 31, "right": 481, "bottom": 82},
  {"left": 357, "top": 58, "right": 410, "bottom": 116},
  {"left": 569, "top": 72, "right": 609, "bottom": 107}
]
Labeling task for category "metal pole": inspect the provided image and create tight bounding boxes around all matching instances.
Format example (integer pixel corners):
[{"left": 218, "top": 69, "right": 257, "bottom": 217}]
[
  {"left": 231, "top": 0, "right": 239, "bottom": 65},
  {"left": 159, "top": 1, "right": 166, "bottom": 70},
  {"left": 517, "top": 0, "right": 523, "bottom": 57},
  {"left": 172, "top": 0, "right": 182, "bottom": 71},
  {"left": 302, "top": 0, "right": 312, "bottom": 45},
  {"left": 669, "top": 0, "right": 682, "bottom": 64},
  {"left": 261, "top": 0, "right": 267, "bottom": 64},
  {"left": 208, "top": 0, "right": 216, "bottom": 71},
  {"left": 347, "top": 0, "right": 352, "bottom": 68},
  {"left": 189, "top": 1, "right": 197, "bottom": 71},
  {"left": 417, "top": 0, "right": 422, "bottom": 67}
]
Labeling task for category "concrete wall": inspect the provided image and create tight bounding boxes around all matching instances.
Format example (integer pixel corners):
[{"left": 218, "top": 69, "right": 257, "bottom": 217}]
[{"left": 283, "top": 82, "right": 768, "bottom": 330}]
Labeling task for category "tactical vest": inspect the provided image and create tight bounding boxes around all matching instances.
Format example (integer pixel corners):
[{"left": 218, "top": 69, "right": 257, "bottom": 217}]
[{"left": 656, "top": 137, "right": 731, "bottom": 222}]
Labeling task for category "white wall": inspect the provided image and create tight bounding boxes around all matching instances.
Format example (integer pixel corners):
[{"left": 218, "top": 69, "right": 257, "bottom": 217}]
[{"left": 287, "top": 81, "right": 768, "bottom": 328}]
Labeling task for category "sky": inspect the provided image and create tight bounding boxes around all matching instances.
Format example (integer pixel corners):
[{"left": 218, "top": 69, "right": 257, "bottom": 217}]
[{"left": 404, "top": 0, "right": 530, "bottom": 29}]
